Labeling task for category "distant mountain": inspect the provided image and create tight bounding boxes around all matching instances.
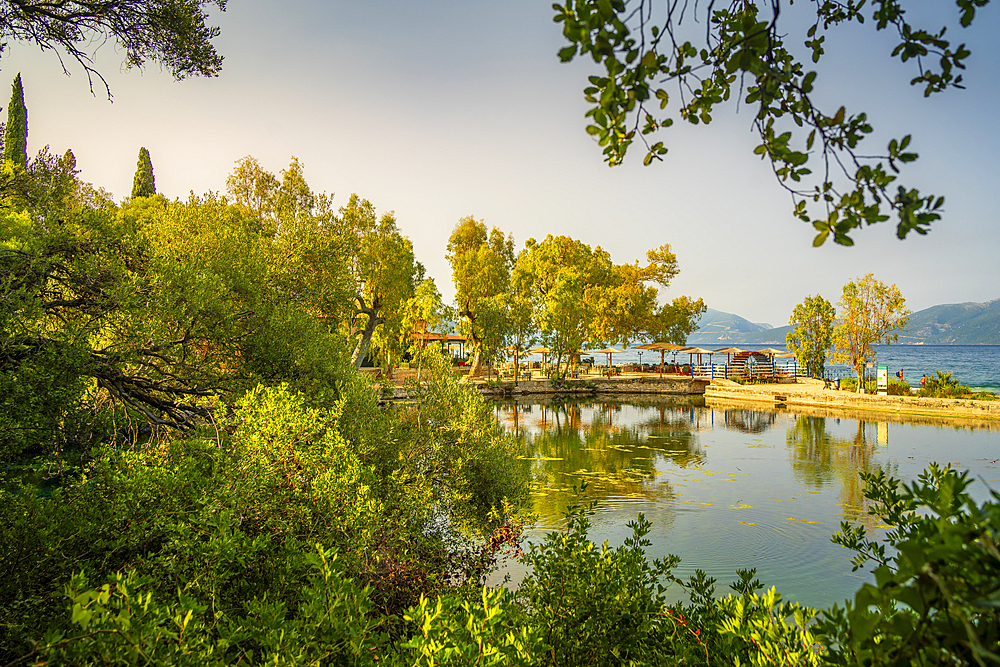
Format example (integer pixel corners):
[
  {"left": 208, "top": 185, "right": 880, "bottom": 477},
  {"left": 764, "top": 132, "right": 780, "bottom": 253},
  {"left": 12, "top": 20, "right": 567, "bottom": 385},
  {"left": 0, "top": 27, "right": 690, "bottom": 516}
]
[
  {"left": 685, "top": 299, "right": 1000, "bottom": 346},
  {"left": 687, "top": 308, "right": 774, "bottom": 344},
  {"left": 899, "top": 299, "right": 1000, "bottom": 344}
]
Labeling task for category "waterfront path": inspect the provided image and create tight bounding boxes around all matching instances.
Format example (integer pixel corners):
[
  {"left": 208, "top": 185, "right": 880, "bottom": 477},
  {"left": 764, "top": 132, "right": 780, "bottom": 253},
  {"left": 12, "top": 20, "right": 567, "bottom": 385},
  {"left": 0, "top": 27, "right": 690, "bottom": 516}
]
[{"left": 705, "top": 377, "right": 1000, "bottom": 423}]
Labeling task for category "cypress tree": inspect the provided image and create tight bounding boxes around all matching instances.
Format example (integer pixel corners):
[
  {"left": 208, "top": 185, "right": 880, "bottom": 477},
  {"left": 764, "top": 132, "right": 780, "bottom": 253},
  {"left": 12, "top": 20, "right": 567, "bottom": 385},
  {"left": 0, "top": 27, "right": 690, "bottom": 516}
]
[
  {"left": 4, "top": 74, "right": 27, "bottom": 168},
  {"left": 131, "top": 147, "right": 156, "bottom": 198}
]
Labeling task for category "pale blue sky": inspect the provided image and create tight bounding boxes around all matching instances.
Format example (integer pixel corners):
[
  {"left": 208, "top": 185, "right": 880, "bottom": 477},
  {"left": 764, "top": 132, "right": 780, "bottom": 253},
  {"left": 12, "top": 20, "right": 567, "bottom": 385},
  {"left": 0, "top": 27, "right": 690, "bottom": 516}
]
[{"left": 5, "top": 1, "right": 998, "bottom": 326}]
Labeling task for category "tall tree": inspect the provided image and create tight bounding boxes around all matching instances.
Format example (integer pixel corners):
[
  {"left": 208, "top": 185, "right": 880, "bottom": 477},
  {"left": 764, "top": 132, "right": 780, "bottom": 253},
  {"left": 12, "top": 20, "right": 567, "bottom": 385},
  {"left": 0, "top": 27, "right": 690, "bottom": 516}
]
[
  {"left": 446, "top": 216, "right": 515, "bottom": 378},
  {"left": 512, "top": 235, "right": 604, "bottom": 377},
  {"left": 833, "top": 274, "right": 911, "bottom": 391},
  {"left": 513, "top": 236, "right": 702, "bottom": 377},
  {"left": 131, "top": 147, "right": 155, "bottom": 198},
  {"left": 226, "top": 155, "right": 280, "bottom": 225},
  {"left": 787, "top": 295, "right": 836, "bottom": 379},
  {"left": 341, "top": 194, "right": 419, "bottom": 368},
  {"left": 550, "top": 1, "right": 987, "bottom": 245},
  {"left": 3, "top": 74, "right": 27, "bottom": 168},
  {"left": 0, "top": 0, "right": 227, "bottom": 95}
]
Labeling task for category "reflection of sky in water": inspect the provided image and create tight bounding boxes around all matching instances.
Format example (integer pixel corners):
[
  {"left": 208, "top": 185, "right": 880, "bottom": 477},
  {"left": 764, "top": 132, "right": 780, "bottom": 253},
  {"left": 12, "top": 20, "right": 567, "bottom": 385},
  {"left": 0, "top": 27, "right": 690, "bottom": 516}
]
[{"left": 492, "top": 400, "right": 1000, "bottom": 608}]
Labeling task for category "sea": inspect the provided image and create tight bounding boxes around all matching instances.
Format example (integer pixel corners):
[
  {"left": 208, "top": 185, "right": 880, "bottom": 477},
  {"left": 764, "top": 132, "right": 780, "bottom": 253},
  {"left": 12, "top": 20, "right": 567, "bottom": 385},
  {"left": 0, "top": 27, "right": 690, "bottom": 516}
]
[{"left": 518, "top": 345, "right": 1000, "bottom": 392}]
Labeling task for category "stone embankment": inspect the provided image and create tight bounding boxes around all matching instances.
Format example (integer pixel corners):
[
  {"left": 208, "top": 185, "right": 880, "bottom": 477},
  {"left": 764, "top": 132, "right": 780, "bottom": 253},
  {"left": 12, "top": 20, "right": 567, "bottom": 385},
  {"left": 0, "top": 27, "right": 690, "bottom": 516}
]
[{"left": 705, "top": 378, "right": 1000, "bottom": 422}]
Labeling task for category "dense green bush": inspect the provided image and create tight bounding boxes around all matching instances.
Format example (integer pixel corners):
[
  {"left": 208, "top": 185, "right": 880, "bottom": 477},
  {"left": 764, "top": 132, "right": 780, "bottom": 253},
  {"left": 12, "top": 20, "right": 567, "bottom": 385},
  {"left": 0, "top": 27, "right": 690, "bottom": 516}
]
[
  {"left": 6, "top": 463, "right": 998, "bottom": 665},
  {"left": 920, "top": 370, "right": 972, "bottom": 398},
  {"left": 0, "top": 369, "right": 529, "bottom": 661}
]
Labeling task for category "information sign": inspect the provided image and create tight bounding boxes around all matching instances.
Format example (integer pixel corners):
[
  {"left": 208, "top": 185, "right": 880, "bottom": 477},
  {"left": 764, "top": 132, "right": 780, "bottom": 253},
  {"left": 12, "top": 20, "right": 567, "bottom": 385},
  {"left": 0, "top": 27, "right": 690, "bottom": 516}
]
[{"left": 877, "top": 366, "right": 888, "bottom": 395}]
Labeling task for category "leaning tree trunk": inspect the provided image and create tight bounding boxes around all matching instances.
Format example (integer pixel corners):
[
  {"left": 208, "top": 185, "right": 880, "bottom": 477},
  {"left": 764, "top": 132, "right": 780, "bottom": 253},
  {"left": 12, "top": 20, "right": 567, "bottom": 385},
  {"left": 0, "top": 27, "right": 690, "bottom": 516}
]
[
  {"left": 463, "top": 311, "right": 484, "bottom": 379},
  {"left": 351, "top": 296, "right": 383, "bottom": 369}
]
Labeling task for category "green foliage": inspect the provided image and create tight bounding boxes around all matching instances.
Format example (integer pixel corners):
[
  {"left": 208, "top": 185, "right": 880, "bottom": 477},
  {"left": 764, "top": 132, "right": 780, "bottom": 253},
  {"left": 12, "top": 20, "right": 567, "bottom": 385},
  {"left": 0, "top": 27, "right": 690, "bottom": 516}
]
[
  {"left": 0, "top": 0, "right": 227, "bottom": 91},
  {"left": 551, "top": 0, "right": 974, "bottom": 244},
  {"left": 517, "top": 502, "right": 686, "bottom": 664},
  {"left": 511, "top": 234, "right": 703, "bottom": 378},
  {"left": 0, "top": 164, "right": 362, "bottom": 458},
  {"left": 824, "top": 465, "right": 1000, "bottom": 665},
  {"left": 920, "top": 370, "right": 971, "bottom": 398},
  {"left": 832, "top": 274, "right": 910, "bottom": 389},
  {"left": 131, "top": 146, "right": 156, "bottom": 198},
  {"left": 399, "top": 588, "right": 541, "bottom": 666},
  {"left": 405, "top": 352, "right": 530, "bottom": 535},
  {"left": 887, "top": 379, "right": 911, "bottom": 396},
  {"left": 651, "top": 294, "right": 708, "bottom": 345},
  {"left": 8, "top": 460, "right": 999, "bottom": 667},
  {"left": 23, "top": 546, "right": 387, "bottom": 666},
  {"left": 340, "top": 193, "right": 421, "bottom": 369},
  {"left": 786, "top": 294, "right": 835, "bottom": 378},
  {"left": 3, "top": 74, "right": 27, "bottom": 168},
  {"left": 447, "top": 216, "right": 516, "bottom": 377},
  {"left": 717, "top": 587, "right": 823, "bottom": 667}
]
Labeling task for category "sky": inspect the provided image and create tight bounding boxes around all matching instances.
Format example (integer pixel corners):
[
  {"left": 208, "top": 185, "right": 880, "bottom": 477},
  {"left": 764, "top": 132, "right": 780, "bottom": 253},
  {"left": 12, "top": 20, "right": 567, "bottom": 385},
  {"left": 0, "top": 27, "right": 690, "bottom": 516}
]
[{"left": 4, "top": 0, "right": 999, "bottom": 328}]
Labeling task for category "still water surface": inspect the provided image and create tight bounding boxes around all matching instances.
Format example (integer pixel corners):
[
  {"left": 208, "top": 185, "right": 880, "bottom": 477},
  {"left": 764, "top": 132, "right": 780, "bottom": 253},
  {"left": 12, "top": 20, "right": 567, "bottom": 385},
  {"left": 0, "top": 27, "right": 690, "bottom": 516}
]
[{"left": 494, "top": 398, "right": 1000, "bottom": 608}]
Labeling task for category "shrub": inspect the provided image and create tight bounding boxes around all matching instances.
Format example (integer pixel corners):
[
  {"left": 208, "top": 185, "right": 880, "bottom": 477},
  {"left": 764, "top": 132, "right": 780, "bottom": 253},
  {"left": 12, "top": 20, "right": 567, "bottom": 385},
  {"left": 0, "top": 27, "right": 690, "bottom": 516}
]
[
  {"left": 920, "top": 370, "right": 971, "bottom": 398},
  {"left": 10, "top": 465, "right": 998, "bottom": 666},
  {"left": 887, "top": 379, "right": 910, "bottom": 395},
  {"left": 822, "top": 464, "right": 1000, "bottom": 664}
]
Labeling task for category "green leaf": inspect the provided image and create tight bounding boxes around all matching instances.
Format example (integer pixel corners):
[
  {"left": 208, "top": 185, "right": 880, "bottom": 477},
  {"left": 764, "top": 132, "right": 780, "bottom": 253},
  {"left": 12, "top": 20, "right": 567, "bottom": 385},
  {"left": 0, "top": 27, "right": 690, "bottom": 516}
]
[{"left": 558, "top": 45, "right": 579, "bottom": 62}]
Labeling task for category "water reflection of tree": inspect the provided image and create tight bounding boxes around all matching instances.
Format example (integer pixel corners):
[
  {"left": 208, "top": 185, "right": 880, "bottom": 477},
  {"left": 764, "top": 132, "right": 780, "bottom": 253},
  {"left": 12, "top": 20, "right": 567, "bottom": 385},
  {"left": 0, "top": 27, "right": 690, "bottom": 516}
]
[
  {"left": 785, "top": 416, "right": 897, "bottom": 528},
  {"left": 495, "top": 400, "right": 707, "bottom": 525},
  {"left": 720, "top": 408, "right": 778, "bottom": 434}
]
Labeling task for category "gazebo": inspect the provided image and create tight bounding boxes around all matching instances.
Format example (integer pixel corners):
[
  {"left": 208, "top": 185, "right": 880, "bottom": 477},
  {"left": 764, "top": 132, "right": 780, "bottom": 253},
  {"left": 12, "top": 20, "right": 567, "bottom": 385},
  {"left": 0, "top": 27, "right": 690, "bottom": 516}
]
[{"left": 632, "top": 342, "right": 688, "bottom": 377}]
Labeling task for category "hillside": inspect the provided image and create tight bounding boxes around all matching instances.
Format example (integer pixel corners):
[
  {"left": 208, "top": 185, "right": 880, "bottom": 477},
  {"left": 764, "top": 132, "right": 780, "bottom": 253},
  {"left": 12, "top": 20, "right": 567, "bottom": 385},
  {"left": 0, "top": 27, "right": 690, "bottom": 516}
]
[
  {"left": 898, "top": 299, "right": 1000, "bottom": 344},
  {"left": 687, "top": 299, "right": 1000, "bottom": 345},
  {"left": 686, "top": 309, "right": 775, "bottom": 344}
]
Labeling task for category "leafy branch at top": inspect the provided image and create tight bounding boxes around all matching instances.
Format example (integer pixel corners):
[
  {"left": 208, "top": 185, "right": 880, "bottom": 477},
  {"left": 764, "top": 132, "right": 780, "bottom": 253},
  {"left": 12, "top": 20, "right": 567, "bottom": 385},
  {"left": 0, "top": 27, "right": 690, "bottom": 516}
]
[
  {"left": 0, "top": 0, "right": 227, "bottom": 97},
  {"left": 553, "top": 0, "right": 987, "bottom": 245}
]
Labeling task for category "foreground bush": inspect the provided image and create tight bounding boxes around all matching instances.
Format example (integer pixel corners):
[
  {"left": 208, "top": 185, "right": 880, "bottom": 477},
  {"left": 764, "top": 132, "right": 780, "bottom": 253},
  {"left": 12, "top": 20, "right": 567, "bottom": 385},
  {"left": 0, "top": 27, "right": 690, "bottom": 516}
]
[
  {"left": 9, "top": 463, "right": 996, "bottom": 665},
  {"left": 0, "top": 371, "right": 528, "bottom": 662}
]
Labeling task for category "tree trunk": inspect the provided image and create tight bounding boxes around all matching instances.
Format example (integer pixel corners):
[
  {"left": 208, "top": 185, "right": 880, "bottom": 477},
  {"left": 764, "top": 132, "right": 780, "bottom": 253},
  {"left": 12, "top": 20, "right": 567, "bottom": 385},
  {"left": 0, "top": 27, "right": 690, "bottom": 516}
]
[
  {"left": 351, "top": 298, "right": 383, "bottom": 369},
  {"left": 468, "top": 347, "right": 483, "bottom": 378}
]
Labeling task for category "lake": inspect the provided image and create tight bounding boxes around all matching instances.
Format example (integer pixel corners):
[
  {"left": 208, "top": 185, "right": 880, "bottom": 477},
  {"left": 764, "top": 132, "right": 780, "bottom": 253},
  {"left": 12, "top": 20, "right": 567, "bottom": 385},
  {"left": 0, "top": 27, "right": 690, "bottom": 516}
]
[{"left": 493, "top": 397, "right": 1000, "bottom": 609}]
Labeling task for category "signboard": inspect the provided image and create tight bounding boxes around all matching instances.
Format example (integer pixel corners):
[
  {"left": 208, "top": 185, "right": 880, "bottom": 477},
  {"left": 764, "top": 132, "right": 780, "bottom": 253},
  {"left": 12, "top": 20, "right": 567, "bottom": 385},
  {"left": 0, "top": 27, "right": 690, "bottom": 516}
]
[{"left": 877, "top": 366, "right": 888, "bottom": 395}]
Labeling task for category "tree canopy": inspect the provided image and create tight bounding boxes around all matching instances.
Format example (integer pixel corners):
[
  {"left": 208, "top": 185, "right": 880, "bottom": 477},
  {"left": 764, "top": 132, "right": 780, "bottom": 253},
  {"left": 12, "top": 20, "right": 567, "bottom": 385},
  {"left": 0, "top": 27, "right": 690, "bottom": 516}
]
[
  {"left": 446, "top": 216, "right": 516, "bottom": 378},
  {"left": 833, "top": 273, "right": 911, "bottom": 389},
  {"left": 786, "top": 294, "right": 836, "bottom": 379},
  {"left": 340, "top": 194, "right": 420, "bottom": 369},
  {"left": 512, "top": 234, "right": 704, "bottom": 376},
  {"left": 552, "top": 0, "right": 988, "bottom": 245},
  {"left": 0, "top": 0, "right": 227, "bottom": 95}
]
